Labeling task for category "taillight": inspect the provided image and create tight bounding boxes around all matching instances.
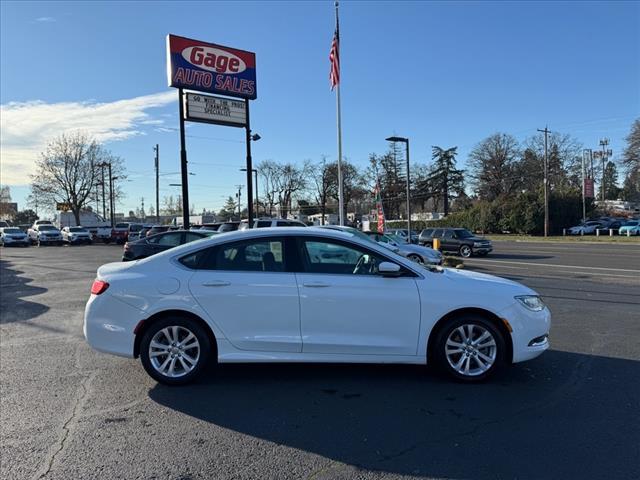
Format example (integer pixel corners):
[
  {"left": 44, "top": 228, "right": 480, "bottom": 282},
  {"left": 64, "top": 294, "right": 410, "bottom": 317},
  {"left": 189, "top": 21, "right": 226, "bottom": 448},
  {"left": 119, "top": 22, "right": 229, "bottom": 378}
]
[{"left": 91, "top": 280, "right": 109, "bottom": 295}]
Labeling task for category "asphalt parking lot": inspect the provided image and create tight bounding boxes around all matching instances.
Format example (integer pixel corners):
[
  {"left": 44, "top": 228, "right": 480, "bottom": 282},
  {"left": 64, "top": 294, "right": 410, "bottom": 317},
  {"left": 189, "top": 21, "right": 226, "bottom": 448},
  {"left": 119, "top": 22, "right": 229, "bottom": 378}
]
[{"left": 1, "top": 241, "right": 639, "bottom": 480}]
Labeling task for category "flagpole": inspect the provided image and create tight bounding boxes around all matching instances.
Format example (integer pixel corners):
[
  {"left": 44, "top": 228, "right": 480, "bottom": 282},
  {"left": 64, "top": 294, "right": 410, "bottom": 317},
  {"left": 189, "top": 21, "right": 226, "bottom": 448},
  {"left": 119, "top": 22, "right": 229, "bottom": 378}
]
[{"left": 335, "top": 1, "right": 344, "bottom": 226}]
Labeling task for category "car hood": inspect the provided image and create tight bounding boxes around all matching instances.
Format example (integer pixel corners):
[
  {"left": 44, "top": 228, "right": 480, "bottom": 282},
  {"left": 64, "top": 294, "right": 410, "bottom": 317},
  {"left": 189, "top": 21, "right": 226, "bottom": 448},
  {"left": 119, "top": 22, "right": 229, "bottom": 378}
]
[
  {"left": 399, "top": 244, "right": 441, "bottom": 258},
  {"left": 440, "top": 267, "right": 536, "bottom": 296}
]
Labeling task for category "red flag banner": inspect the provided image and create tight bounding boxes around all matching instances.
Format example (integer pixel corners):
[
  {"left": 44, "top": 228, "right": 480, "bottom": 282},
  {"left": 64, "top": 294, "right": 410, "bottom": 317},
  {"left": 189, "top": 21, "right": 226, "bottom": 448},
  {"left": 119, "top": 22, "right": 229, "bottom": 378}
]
[{"left": 375, "top": 184, "right": 385, "bottom": 233}]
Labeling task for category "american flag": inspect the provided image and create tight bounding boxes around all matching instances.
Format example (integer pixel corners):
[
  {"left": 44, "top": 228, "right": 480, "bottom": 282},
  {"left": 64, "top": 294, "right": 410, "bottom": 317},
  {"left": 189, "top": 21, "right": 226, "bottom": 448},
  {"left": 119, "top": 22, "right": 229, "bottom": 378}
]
[{"left": 329, "top": 26, "right": 340, "bottom": 90}]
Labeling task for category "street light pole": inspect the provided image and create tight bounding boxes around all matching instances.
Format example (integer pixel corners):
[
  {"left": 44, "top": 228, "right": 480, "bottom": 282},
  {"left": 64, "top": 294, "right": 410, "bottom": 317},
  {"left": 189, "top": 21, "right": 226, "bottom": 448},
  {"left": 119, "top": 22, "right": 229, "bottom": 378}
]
[
  {"left": 386, "top": 136, "right": 411, "bottom": 239},
  {"left": 240, "top": 168, "right": 259, "bottom": 217}
]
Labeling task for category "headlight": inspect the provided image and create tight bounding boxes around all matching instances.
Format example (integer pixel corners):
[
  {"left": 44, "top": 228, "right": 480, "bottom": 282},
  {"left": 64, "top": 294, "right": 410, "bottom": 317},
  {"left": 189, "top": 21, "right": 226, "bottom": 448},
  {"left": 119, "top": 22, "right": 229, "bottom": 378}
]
[
  {"left": 515, "top": 295, "right": 546, "bottom": 312},
  {"left": 473, "top": 242, "right": 483, "bottom": 247}
]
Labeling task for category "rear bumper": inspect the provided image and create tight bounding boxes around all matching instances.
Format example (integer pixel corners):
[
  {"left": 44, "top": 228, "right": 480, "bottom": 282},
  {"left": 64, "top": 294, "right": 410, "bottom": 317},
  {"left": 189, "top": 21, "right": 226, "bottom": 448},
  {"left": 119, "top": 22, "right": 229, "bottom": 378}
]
[{"left": 84, "top": 293, "right": 145, "bottom": 358}]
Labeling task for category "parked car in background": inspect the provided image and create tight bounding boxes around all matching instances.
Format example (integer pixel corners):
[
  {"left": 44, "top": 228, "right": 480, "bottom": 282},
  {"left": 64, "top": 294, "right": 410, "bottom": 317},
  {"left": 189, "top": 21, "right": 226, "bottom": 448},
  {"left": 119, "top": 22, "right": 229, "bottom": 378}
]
[
  {"left": 125, "top": 223, "right": 145, "bottom": 242},
  {"left": 28, "top": 224, "right": 63, "bottom": 246},
  {"left": 217, "top": 222, "right": 241, "bottom": 233},
  {"left": 619, "top": 220, "right": 640, "bottom": 236},
  {"left": 567, "top": 221, "right": 604, "bottom": 235},
  {"left": 0, "top": 227, "right": 30, "bottom": 247},
  {"left": 122, "top": 229, "right": 216, "bottom": 261},
  {"left": 364, "top": 231, "right": 443, "bottom": 265},
  {"left": 387, "top": 228, "right": 419, "bottom": 244},
  {"left": 254, "top": 218, "right": 307, "bottom": 228},
  {"left": 419, "top": 228, "right": 492, "bottom": 258},
  {"left": 0, "top": 221, "right": 10, "bottom": 228},
  {"left": 61, "top": 226, "right": 93, "bottom": 245},
  {"left": 32, "top": 220, "right": 53, "bottom": 228},
  {"left": 85, "top": 227, "right": 550, "bottom": 385},
  {"left": 200, "top": 223, "right": 223, "bottom": 232},
  {"left": 145, "top": 225, "right": 170, "bottom": 237},
  {"left": 18, "top": 224, "right": 31, "bottom": 233},
  {"left": 111, "top": 223, "right": 130, "bottom": 244},
  {"left": 91, "top": 226, "right": 113, "bottom": 243}
]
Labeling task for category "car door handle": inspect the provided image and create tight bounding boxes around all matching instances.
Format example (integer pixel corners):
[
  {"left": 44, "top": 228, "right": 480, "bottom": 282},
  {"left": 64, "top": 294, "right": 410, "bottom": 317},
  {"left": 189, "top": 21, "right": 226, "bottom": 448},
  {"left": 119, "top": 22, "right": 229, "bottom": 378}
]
[
  {"left": 201, "top": 280, "right": 231, "bottom": 287},
  {"left": 302, "top": 282, "right": 331, "bottom": 288}
]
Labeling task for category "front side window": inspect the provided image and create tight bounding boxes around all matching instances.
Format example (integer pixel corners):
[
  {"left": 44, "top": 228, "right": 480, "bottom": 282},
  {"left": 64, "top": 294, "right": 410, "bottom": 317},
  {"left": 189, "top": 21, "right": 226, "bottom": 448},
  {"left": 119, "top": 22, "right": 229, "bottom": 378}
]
[
  {"left": 256, "top": 221, "right": 271, "bottom": 228},
  {"left": 301, "top": 239, "right": 389, "bottom": 276}
]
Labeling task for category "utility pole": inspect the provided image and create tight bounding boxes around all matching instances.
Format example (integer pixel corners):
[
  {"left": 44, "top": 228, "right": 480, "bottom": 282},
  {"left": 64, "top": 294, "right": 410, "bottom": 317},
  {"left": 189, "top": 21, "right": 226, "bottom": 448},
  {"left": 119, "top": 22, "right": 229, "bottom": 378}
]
[
  {"left": 100, "top": 165, "right": 107, "bottom": 220},
  {"left": 537, "top": 127, "right": 550, "bottom": 237},
  {"left": 236, "top": 185, "right": 242, "bottom": 219},
  {"left": 107, "top": 163, "right": 115, "bottom": 227},
  {"left": 154, "top": 144, "right": 160, "bottom": 223},
  {"left": 598, "top": 138, "right": 611, "bottom": 201}
]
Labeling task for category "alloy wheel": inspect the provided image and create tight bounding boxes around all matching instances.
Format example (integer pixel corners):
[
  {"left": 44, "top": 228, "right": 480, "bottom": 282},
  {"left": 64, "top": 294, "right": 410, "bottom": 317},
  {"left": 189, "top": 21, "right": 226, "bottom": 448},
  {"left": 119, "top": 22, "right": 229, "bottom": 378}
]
[
  {"left": 148, "top": 326, "right": 201, "bottom": 378},
  {"left": 445, "top": 324, "right": 497, "bottom": 377},
  {"left": 459, "top": 245, "right": 472, "bottom": 258}
]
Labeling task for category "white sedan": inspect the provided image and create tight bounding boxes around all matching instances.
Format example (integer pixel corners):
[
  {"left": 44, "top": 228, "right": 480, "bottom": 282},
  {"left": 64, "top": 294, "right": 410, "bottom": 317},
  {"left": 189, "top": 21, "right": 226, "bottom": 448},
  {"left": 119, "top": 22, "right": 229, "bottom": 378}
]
[{"left": 84, "top": 227, "right": 550, "bottom": 385}]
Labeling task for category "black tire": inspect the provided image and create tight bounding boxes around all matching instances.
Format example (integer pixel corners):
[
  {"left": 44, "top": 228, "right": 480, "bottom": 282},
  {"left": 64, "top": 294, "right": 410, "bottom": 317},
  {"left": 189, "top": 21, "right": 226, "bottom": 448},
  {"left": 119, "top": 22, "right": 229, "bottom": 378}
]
[
  {"left": 140, "top": 316, "right": 211, "bottom": 386},
  {"left": 459, "top": 245, "right": 472, "bottom": 258},
  {"left": 407, "top": 253, "right": 424, "bottom": 265},
  {"left": 433, "top": 314, "right": 506, "bottom": 382}
]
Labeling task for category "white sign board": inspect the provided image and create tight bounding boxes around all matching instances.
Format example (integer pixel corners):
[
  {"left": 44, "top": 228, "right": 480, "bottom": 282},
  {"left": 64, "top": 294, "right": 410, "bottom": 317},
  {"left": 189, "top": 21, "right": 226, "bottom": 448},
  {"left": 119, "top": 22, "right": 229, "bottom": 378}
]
[{"left": 184, "top": 93, "right": 246, "bottom": 127}]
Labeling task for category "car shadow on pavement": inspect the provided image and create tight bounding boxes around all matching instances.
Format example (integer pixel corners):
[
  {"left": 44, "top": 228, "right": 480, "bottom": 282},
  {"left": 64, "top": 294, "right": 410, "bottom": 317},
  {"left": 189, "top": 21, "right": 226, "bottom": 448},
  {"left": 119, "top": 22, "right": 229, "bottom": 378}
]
[
  {"left": 149, "top": 350, "right": 639, "bottom": 479},
  {"left": 0, "top": 258, "right": 49, "bottom": 323}
]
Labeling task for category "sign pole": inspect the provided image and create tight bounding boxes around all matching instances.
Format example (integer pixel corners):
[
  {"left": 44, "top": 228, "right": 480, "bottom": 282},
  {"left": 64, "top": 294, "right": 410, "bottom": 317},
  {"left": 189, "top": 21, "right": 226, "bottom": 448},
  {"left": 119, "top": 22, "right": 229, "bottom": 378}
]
[
  {"left": 244, "top": 99, "right": 254, "bottom": 225},
  {"left": 178, "top": 88, "right": 190, "bottom": 229}
]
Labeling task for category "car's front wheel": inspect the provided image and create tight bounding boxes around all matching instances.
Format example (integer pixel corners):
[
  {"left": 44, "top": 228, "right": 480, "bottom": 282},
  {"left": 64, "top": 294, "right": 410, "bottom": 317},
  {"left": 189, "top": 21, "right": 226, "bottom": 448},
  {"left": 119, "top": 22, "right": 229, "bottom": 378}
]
[
  {"left": 459, "top": 245, "right": 472, "bottom": 258},
  {"left": 407, "top": 253, "right": 424, "bottom": 265},
  {"left": 140, "top": 317, "right": 211, "bottom": 385},
  {"left": 434, "top": 315, "right": 506, "bottom": 382}
]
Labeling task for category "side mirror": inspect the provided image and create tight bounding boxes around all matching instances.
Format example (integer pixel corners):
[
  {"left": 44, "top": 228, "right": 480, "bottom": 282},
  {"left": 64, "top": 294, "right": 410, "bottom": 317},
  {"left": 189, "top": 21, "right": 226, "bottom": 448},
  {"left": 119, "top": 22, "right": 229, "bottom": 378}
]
[{"left": 379, "top": 261, "right": 402, "bottom": 277}]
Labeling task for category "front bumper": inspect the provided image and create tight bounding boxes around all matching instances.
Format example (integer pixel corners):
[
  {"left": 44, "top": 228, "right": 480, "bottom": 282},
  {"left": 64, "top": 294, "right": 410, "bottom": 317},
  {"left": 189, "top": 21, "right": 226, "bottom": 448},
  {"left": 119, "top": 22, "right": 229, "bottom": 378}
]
[
  {"left": 2, "top": 237, "right": 29, "bottom": 245},
  {"left": 498, "top": 301, "right": 551, "bottom": 363},
  {"left": 473, "top": 246, "right": 493, "bottom": 254}
]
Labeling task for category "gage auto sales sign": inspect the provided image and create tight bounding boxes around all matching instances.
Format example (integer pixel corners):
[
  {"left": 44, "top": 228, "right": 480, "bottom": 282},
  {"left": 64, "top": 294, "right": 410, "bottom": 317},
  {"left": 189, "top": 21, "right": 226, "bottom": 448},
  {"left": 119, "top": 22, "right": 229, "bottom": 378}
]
[{"left": 166, "top": 34, "right": 257, "bottom": 100}]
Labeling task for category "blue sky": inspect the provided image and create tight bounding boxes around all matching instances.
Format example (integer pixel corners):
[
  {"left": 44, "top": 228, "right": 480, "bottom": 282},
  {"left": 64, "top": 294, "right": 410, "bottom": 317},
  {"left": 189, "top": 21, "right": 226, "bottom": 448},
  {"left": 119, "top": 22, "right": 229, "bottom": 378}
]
[{"left": 1, "top": 0, "right": 638, "bottom": 215}]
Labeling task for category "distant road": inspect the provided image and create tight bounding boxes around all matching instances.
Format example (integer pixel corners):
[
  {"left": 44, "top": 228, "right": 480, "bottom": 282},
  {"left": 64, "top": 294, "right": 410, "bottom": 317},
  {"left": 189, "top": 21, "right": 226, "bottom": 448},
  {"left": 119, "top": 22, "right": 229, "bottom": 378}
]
[{"left": 465, "top": 240, "right": 640, "bottom": 286}]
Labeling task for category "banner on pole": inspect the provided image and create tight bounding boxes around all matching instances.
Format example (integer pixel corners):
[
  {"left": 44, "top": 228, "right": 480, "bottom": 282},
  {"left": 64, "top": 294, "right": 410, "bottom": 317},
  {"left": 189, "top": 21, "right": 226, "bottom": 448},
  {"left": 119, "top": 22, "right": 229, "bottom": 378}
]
[{"left": 584, "top": 178, "right": 595, "bottom": 198}]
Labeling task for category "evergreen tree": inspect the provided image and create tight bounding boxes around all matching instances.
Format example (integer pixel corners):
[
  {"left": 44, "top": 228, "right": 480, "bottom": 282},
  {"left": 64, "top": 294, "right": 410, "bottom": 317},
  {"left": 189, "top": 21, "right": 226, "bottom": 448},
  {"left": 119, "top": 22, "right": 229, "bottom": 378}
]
[{"left": 422, "top": 146, "right": 464, "bottom": 216}]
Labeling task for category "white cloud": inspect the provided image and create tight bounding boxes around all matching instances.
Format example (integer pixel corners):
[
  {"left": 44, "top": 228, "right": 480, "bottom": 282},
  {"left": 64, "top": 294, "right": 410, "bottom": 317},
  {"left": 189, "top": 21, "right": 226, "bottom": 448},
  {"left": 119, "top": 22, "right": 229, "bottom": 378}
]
[
  {"left": 0, "top": 91, "right": 176, "bottom": 185},
  {"left": 33, "top": 17, "right": 56, "bottom": 23}
]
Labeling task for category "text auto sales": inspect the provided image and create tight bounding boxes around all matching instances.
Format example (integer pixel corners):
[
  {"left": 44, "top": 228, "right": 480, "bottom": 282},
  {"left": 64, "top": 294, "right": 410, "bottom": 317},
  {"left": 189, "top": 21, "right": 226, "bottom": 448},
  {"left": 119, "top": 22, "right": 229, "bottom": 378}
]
[{"left": 173, "top": 48, "right": 255, "bottom": 97}]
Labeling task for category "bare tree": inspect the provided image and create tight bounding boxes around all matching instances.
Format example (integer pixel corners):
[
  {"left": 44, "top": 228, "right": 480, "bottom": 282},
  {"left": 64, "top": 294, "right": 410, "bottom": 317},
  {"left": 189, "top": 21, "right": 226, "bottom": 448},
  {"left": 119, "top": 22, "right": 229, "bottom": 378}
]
[
  {"left": 258, "top": 160, "right": 311, "bottom": 217},
  {"left": 309, "top": 156, "right": 332, "bottom": 224},
  {"left": 30, "top": 132, "right": 126, "bottom": 225}
]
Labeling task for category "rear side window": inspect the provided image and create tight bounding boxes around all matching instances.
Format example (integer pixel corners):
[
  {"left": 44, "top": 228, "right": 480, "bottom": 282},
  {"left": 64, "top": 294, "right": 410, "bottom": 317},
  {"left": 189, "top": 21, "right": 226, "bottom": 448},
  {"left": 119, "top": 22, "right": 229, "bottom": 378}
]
[
  {"left": 185, "top": 238, "right": 286, "bottom": 272},
  {"left": 256, "top": 221, "right": 271, "bottom": 228},
  {"left": 432, "top": 229, "right": 443, "bottom": 238},
  {"left": 179, "top": 249, "right": 213, "bottom": 269},
  {"left": 421, "top": 229, "right": 434, "bottom": 237}
]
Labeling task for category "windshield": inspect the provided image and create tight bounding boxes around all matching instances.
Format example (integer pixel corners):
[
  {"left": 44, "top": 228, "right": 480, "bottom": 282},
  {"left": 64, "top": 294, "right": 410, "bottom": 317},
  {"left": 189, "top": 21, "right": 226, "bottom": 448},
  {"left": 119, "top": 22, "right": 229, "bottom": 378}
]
[
  {"left": 69, "top": 227, "right": 87, "bottom": 232},
  {"left": 38, "top": 225, "right": 58, "bottom": 231},
  {"left": 455, "top": 229, "right": 474, "bottom": 238},
  {"left": 3, "top": 228, "right": 21, "bottom": 234}
]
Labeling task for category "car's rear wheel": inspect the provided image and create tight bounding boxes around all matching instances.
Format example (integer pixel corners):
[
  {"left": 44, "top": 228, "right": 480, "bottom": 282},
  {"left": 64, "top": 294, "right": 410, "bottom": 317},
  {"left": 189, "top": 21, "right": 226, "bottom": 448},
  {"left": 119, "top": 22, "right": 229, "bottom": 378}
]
[
  {"left": 140, "top": 317, "right": 211, "bottom": 385},
  {"left": 434, "top": 315, "right": 506, "bottom": 382},
  {"left": 459, "top": 245, "right": 472, "bottom": 258}
]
